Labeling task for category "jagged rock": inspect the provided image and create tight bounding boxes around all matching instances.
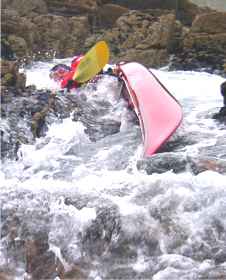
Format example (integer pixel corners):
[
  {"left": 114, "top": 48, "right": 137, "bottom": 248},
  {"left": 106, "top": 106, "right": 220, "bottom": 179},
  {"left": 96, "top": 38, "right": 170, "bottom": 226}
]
[{"left": 100, "top": 11, "right": 182, "bottom": 67}]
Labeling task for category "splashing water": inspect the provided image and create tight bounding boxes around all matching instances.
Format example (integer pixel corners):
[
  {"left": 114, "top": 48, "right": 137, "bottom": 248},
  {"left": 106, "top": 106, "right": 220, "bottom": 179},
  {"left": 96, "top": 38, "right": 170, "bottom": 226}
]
[{"left": 1, "top": 60, "right": 226, "bottom": 279}]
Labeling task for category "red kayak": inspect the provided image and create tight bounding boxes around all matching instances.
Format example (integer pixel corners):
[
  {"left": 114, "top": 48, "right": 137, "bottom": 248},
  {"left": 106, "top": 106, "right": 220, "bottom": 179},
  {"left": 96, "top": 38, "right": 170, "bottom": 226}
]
[{"left": 116, "top": 62, "right": 183, "bottom": 157}]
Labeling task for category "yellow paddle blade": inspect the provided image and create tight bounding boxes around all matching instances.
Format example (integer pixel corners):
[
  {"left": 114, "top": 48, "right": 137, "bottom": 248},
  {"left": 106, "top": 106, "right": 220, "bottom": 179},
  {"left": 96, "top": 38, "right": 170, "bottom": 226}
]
[{"left": 73, "top": 40, "right": 110, "bottom": 83}]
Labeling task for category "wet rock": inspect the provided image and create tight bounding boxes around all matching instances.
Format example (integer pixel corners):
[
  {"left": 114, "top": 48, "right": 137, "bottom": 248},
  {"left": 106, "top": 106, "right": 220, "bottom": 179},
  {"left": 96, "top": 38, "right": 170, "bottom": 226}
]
[
  {"left": 83, "top": 204, "right": 121, "bottom": 257},
  {"left": 137, "top": 152, "right": 187, "bottom": 174},
  {"left": 72, "top": 93, "right": 121, "bottom": 141},
  {"left": 187, "top": 142, "right": 226, "bottom": 175},
  {"left": 213, "top": 107, "right": 226, "bottom": 123},
  {"left": 25, "top": 233, "right": 65, "bottom": 280},
  {"left": 1, "top": 89, "right": 52, "bottom": 159}
]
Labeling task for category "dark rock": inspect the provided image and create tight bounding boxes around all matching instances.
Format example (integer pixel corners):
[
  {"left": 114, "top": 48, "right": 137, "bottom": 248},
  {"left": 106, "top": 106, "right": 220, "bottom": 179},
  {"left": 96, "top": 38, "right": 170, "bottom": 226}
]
[
  {"left": 82, "top": 204, "right": 121, "bottom": 257},
  {"left": 137, "top": 152, "right": 187, "bottom": 174},
  {"left": 46, "top": 0, "right": 98, "bottom": 15},
  {"left": 1, "top": 34, "right": 16, "bottom": 60},
  {"left": 221, "top": 81, "right": 226, "bottom": 106},
  {"left": 25, "top": 233, "right": 65, "bottom": 280}
]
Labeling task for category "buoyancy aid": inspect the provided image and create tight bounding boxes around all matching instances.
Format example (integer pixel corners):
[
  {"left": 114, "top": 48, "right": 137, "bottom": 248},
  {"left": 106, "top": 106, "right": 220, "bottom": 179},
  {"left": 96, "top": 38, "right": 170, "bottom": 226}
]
[{"left": 60, "top": 55, "right": 84, "bottom": 90}]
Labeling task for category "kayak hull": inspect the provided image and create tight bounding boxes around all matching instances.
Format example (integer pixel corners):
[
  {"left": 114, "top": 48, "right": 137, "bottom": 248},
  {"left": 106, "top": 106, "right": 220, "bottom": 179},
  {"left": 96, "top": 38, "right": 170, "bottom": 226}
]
[{"left": 117, "top": 62, "right": 183, "bottom": 156}]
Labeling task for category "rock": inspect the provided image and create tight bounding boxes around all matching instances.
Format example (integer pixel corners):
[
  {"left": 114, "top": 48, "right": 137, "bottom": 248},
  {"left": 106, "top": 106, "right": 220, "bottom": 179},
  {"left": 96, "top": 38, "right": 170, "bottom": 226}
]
[
  {"left": 15, "top": 72, "right": 26, "bottom": 89},
  {"left": 137, "top": 152, "right": 187, "bottom": 174},
  {"left": 63, "top": 16, "right": 91, "bottom": 57},
  {"left": 25, "top": 233, "right": 65, "bottom": 279},
  {"left": 100, "top": 0, "right": 207, "bottom": 25},
  {"left": 101, "top": 11, "right": 181, "bottom": 67},
  {"left": 145, "top": 14, "right": 177, "bottom": 48},
  {"left": 118, "top": 49, "right": 169, "bottom": 68},
  {"left": 221, "top": 81, "right": 226, "bottom": 106},
  {"left": 187, "top": 143, "right": 226, "bottom": 175},
  {"left": 4, "top": 0, "right": 48, "bottom": 17},
  {"left": 170, "top": 11, "right": 226, "bottom": 73},
  {"left": 1, "top": 34, "right": 16, "bottom": 60},
  {"left": 2, "top": 9, "right": 37, "bottom": 58},
  {"left": 8, "top": 35, "right": 28, "bottom": 57},
  {"left": 190, "top": 11, "right": 226, "bottom": 34},
  {"left": 1, "top": 59, "right": 26, "bottom": 91},
  {"left": 180, "top": 11, "right": 226, "bottom": 71},
  {"left": 1, "top": 59, "right": 18, "bottom": 76},
  {"left": 31, "top": 14, "right": 90, "bottom": 57},
  {"left": 46, "top": 0, "right": 98, "bottom": 15},
  {"left": 97, "top": 4, "right": 129, "bottom": 28}
]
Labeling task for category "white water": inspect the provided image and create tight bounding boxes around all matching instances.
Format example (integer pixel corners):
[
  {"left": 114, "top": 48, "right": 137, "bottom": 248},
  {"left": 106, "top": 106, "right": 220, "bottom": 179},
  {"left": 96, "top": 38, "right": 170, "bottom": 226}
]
[{"left": 1, "top": 60, "right": 226, "bottom": 279}]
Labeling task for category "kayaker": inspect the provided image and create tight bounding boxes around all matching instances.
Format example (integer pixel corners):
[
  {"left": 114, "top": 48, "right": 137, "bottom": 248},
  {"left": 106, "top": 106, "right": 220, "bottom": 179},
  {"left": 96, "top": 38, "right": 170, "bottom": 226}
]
[
  {"left": 221, "top": 81, "right": 226, "bottom": 107},
  {"left": 49, "top": 55, "right": 84, "bottom": 91},
  {"left": 50, "top": 55, "right": 116, "bottom": 92},
  {"left": 213, "top": 80, "right": 226, "bottom": 119}
]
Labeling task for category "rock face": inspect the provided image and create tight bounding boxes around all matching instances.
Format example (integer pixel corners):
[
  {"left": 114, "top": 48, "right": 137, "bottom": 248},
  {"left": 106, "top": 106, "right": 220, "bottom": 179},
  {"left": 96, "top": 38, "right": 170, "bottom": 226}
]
[
  {"left": 170, "top": 11, "right": 226, "bottom": 72},
  {"left": 2, "top": 0, "right": 225, "bottom": 74}
]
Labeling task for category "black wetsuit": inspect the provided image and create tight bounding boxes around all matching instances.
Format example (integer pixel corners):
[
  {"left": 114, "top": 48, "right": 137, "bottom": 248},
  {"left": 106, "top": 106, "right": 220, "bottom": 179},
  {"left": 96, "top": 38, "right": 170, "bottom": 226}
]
[{"left": 213, "top": 81, "right": 226, "bottom": 119}]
